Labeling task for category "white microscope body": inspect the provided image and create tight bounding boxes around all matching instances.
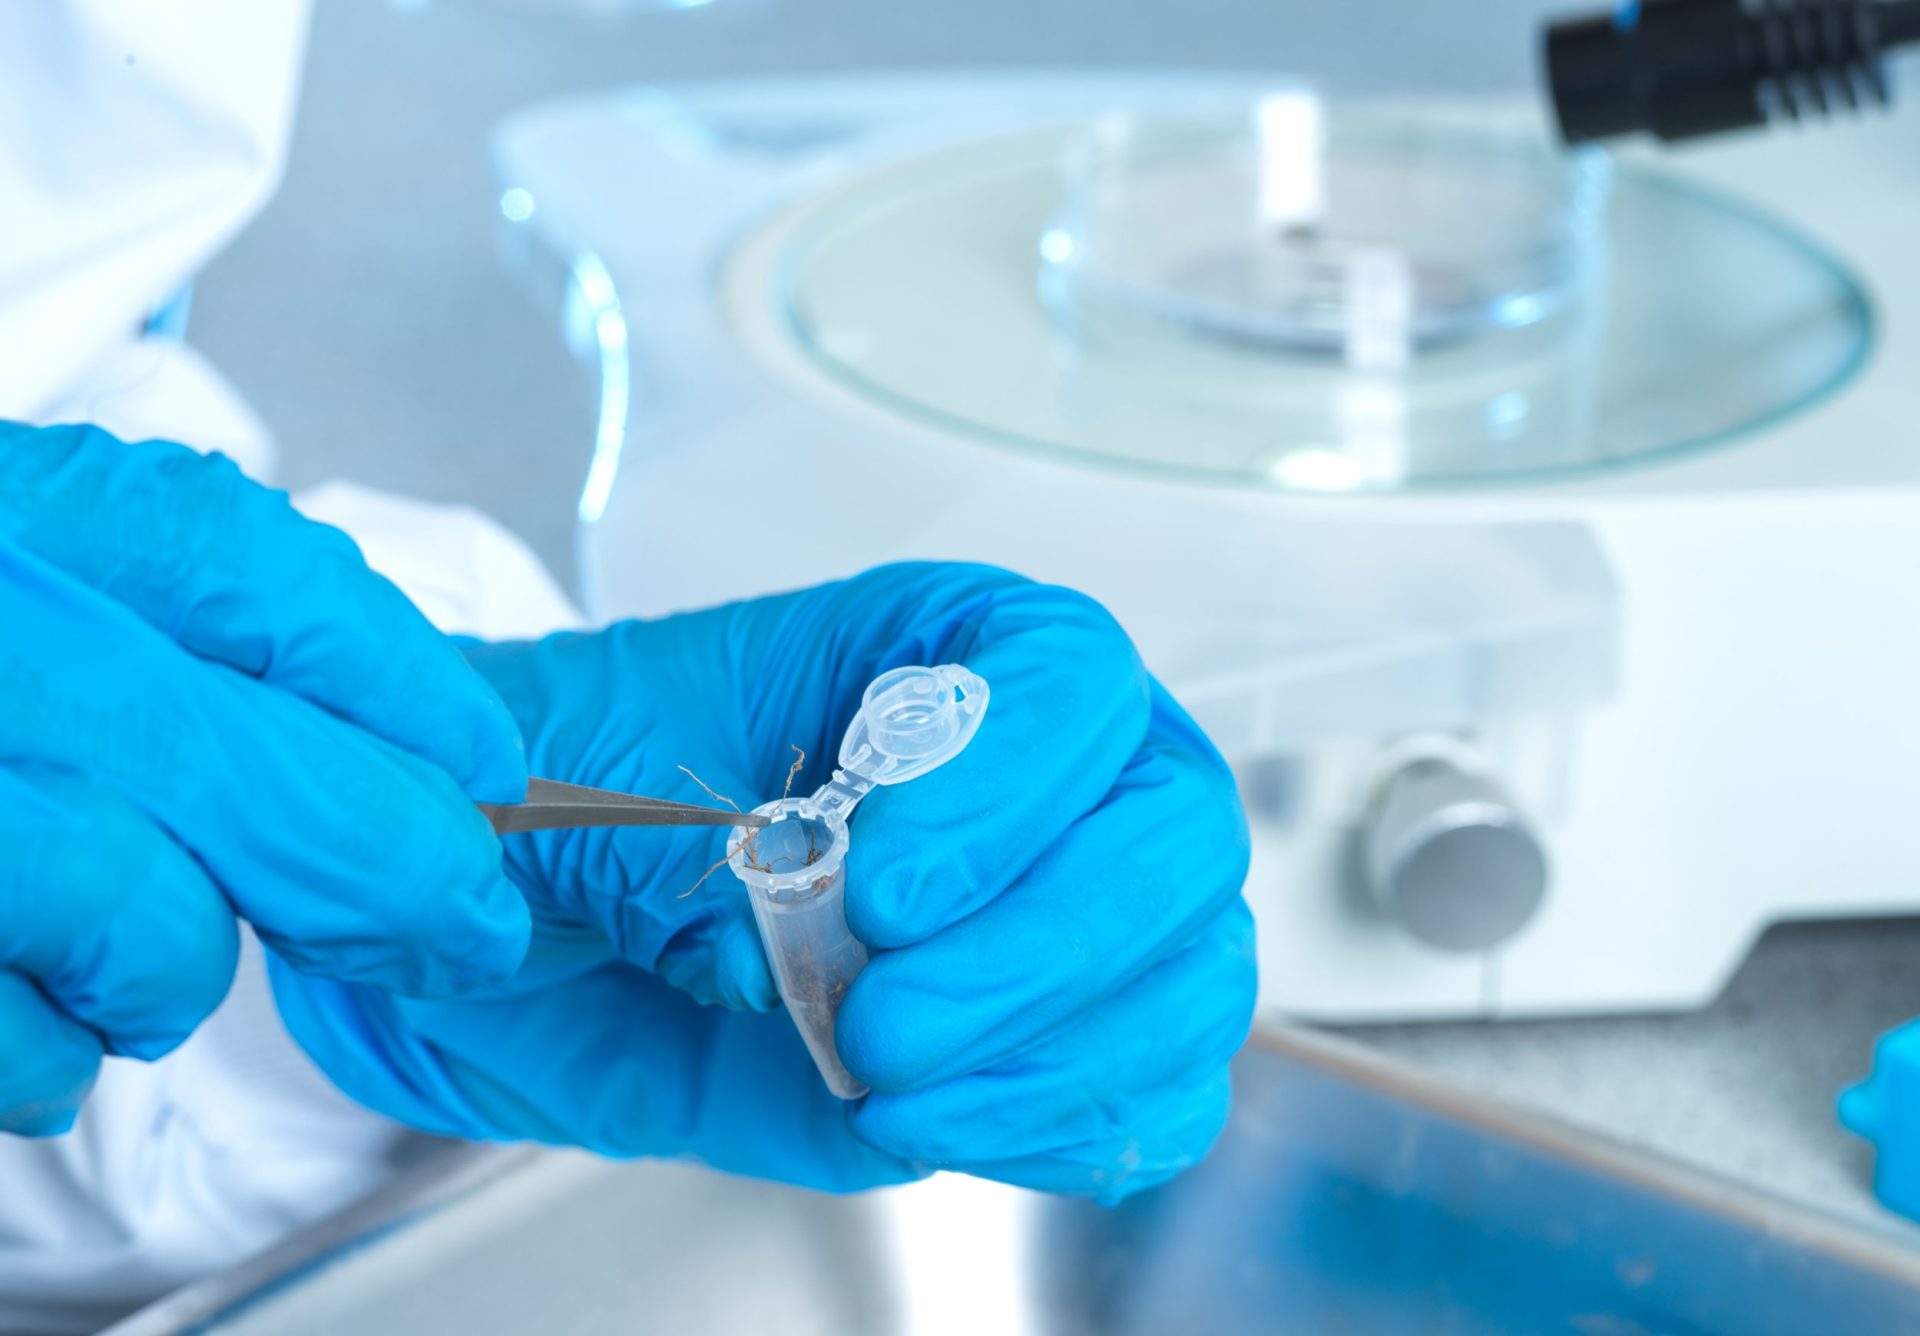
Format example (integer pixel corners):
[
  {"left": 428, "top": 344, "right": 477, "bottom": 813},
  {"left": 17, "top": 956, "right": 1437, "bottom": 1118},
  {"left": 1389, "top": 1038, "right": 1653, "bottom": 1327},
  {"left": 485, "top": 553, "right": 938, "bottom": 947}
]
[{"left": 495, "top": 76, "right": 1920, "bottom": 1022}]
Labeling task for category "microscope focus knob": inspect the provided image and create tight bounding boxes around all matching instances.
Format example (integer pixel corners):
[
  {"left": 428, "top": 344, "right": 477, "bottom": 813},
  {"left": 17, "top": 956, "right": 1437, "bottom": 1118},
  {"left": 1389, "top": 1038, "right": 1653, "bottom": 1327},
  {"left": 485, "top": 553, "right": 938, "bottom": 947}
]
[{"left": 1364, "top": 760, "right": 1548, "bottom": 953}]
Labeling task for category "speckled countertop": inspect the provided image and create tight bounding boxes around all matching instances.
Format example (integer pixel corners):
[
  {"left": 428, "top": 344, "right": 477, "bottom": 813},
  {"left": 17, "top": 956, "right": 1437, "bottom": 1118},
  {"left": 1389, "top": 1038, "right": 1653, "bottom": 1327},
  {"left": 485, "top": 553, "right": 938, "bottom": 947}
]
[
  {"left": 187, "top": 0, "right": 1920, "bottom": 1241},
  {"left": 1347, "top": 919, "right": 1920, "bottom": 1234}
]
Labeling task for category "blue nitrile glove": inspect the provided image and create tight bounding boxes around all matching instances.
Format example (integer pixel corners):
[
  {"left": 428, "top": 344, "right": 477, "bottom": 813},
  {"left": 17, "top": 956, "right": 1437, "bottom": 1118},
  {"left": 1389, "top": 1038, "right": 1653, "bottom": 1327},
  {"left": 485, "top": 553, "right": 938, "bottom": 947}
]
[
  {"left": 272, "top": 563, "right": 1257, "bottom": 1203},
  {"left": 0, "top": 422, "right": 531, "bottom": 1136}
]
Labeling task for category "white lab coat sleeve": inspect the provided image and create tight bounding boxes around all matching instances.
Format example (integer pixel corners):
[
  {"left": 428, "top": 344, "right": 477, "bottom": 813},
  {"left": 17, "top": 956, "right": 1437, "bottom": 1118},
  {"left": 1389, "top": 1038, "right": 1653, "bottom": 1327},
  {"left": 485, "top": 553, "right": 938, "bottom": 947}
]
[
  {"left": 0, "top": 1, "right": 309, "bottom": 425},
  {"left": 295, "top": 482, "right": 590, "bottom": 640}
]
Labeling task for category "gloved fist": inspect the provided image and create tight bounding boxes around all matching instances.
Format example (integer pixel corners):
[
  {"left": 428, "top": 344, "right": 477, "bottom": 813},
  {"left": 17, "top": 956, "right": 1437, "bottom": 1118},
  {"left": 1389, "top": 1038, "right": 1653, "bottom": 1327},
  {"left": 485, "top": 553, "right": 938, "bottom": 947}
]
[
  {"left": 0, "top": 422, "right": 532, "bottom": 1136},
  {"left": 274, "top": 563, "right": 1256, "bottom": 1202}
]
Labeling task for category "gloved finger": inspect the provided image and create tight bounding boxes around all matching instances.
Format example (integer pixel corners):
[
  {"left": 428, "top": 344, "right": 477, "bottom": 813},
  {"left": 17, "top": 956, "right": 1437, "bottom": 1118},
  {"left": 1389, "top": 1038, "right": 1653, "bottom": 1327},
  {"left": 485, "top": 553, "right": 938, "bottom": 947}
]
[
  {"left": 465, "top": 630, "right": 778, "bottom": 1009},
  {"left": 0, "top": 424, "right": 523, "bottom": 800},
  {"left": 944, "top": 1067, "right": 1235, "bottom": 1206},
  {"left": 0, "top": 969, "right": 103, "bottom": 1138},
  {"left": 0, "top": 765, "right": 238, "bottom": 1059},
  {"left": 493, "top": 797, "right": 777, "bottom": 1011},
  {"left": 839, "top": 697, "right": 1249, "bottom": 1091},
  {"left": 0, "top": 544, "right": 529, "bottom": 998},
  {"left": 527, "top": 805, "right": 778, "bottom": 1012},
  {"left": 653, "top": 908, "right": 779, "bottom": 1012},
  {"left": 848, "top": 900, "right": 1255, "bottom": 1165},
  {"left": 274, "top": 957, "right": 917, "bottom": 1194},
  {"left": 840, "top": 570, "right": 1154, "bottom": 950}
]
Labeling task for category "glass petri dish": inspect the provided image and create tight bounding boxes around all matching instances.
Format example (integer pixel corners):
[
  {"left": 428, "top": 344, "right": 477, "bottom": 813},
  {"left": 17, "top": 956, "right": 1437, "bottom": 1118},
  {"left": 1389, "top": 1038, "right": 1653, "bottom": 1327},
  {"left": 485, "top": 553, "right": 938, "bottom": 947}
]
[
  {"left": 1040, "top": 94, "right": 1612, "bottom": 360},
  {"left": 766, "top": 99, "right": 1871, "bottom": 493}
]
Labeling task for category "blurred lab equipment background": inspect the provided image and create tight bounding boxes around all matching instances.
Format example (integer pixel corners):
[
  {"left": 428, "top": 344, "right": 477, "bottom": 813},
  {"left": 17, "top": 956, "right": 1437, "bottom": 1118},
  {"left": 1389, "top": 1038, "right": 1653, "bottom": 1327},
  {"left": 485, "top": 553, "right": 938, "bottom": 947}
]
[{"left": 190, "top": 0, "right": 1593, "bottom": 591}]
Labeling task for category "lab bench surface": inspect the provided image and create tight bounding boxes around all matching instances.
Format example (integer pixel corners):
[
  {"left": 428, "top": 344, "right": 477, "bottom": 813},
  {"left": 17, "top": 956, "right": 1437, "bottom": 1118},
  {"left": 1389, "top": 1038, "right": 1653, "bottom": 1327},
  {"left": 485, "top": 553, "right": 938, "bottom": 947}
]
[
  {"left": 185, "top": 0, "right": 1920, "bottom": 1243},
  {"left": 1347, "top": 917, "right": 1920, "bottom": 1237}
]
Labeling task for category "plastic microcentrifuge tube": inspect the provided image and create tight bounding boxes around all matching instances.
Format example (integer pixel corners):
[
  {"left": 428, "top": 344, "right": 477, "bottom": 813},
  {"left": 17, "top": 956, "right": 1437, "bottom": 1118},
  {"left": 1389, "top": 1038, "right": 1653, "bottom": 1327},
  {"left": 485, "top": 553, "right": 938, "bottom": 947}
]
[{"left": 727, "top": 664, "right": 989, "bottom": 1099}]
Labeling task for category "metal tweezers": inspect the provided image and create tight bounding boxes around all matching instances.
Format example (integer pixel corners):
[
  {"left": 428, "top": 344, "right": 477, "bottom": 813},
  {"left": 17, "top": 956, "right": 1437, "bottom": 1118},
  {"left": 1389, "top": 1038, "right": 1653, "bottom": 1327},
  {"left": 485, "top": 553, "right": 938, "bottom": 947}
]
[{"left": 478, "top": 777, "right": 770, "bottom": 836}]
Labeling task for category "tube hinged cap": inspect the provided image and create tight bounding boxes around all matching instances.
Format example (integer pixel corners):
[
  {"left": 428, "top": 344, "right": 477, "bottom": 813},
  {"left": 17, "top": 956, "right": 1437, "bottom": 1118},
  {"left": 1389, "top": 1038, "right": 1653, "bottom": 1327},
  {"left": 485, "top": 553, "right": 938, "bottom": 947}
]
[{"left": 838, "top": 664, "right": 989, "bottom": 787}]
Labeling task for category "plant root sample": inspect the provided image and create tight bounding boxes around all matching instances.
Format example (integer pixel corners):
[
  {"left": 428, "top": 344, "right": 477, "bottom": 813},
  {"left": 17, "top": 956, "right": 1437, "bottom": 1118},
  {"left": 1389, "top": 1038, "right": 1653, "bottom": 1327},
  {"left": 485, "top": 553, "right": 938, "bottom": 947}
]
[{"left": 679, "top": 746, "right": 811, "bottom": 898}]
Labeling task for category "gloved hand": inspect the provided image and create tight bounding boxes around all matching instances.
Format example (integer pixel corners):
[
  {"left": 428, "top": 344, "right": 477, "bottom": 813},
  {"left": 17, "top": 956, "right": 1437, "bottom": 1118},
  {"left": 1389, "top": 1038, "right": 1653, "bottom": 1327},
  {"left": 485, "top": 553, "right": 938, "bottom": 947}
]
[
  {"left": 0, "top": 421, "right": 532, "bottom": 1136},
  {"left": 273, "top": 563, "right": 1256, "bottom": 1202}
]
